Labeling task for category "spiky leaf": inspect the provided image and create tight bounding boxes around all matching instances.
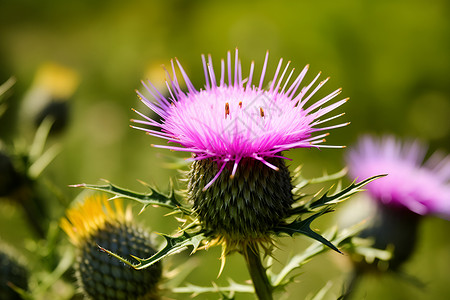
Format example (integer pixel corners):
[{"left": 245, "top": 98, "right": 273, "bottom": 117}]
[
  {"left": 98, "top": 230, "right": 206, "bottom": 270},
  {"left": 72, "top": 180, "right": 191, "bottom": 214},
  {"left": 292, "top": 174, "right": 385, "bottom": 215},
  {"left": 273, "top": 208, "right": 341, "bottom": 253}
]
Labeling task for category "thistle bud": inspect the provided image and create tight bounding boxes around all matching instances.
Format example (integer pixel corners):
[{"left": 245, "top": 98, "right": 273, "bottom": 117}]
[{"left": 61, "top": 195, "right": 162, "bottom": 299}]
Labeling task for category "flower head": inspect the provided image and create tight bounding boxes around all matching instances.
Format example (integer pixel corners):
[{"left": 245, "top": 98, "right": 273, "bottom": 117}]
[
  {"left": 132, "top": 50, "right": 349, "bottom": 251},
  {"left": 132, "top": 49, "right": 348, "bottom": 189},
  {"left": 347, "top": 135, "right": 450, "bottom": 219},
  {"left": 61, "top": 194, "right": 162, "bottom": 300}
]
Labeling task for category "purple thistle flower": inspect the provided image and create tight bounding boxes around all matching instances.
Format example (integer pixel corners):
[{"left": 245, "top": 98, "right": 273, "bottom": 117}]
[
  {"left": 347, "top": 135, "right": 450, "bottom": 219},
  {"left": 132, "top": 49, "right": 348, "bottom": 189}
]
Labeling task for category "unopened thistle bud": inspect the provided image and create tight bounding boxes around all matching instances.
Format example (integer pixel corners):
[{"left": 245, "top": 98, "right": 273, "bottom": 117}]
[
  {"left": 0, "top": 249, "right": 28, "bottom": 300},
  {"left": 61, "top": 194, "right": 162, "bottom": 300},
  {"left": 132, "top": 50, "right": 348, "bottom": 251}
]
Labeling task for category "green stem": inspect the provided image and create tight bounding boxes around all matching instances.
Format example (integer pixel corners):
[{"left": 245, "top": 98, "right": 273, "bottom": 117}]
[{"left": 244, "top": 245, "right": 273, "bottom": 300}]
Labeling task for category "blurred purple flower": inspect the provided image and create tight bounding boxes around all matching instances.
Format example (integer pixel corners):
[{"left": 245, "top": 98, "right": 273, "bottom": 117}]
[
  {"left": 347, "top": 135, "right": 450, "bottom": 219},
  {"left": 132, "top": 49, "right": 348, "bottom": 189}
]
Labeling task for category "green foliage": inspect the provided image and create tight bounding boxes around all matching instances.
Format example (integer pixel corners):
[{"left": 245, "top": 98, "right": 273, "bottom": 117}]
[
  {"left": 74, "top": 179, "right": 191, "bottom": 214},
  {"left": 98, "top": 230, "right": 206, "bottom": 270},
  {"left": 273, "top": 174, "right": 385, "bottom": 253},
  {"left": 274, "top": 208, "right": 341, "bottom": 253},
  {"left": 291, "top": 174, "right": 386, "bottom": 215},
  {"left": 77, "top": 171, "right": 383, "bottom": 299},
  {"left": 270, "top": 223, "right": 367, "bottom": 290}
]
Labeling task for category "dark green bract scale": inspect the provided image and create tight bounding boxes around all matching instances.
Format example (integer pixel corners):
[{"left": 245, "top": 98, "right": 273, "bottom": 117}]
[
  {"left": 77, "top": 221, "right": 162, "bottom": 300},
  {"left": 188, "top": 157, "right": 294, "bottom": 244},
  {"left": 0, "top": 250, "right": 28, "bottom": 300}
]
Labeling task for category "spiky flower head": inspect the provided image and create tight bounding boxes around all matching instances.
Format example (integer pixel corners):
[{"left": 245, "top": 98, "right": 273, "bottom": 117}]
[
  {"left": 61, "top": 194, "right": 162, "bottom": 300},
  {"left": 347, "top": 135, "right": 450, "bottom": 219},
  {"left": 132, "top": 50, "right": 348, "bottom": 250}
]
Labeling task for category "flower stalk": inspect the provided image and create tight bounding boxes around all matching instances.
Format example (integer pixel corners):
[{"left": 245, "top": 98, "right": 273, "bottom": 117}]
[{"left": 244, "top": 246, "right": 273, "bottom": 300}]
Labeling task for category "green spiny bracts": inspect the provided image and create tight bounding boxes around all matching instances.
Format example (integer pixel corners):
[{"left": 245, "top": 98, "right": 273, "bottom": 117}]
[
  {"left": 77, "top": 220, "right": 162, "bottom": 300},
  {"left": 188, "top": 157, "right": 294, "bottom": 247},
  {"left": 61, "top": 195, "right": 163, "bottom": 300},
  {"left": 0, "top": 250, "right": 28, "bottom": 300}
]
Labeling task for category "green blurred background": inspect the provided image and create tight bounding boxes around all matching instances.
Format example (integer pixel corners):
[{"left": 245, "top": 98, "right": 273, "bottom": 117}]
[{"left": 0, "top": 0, "right": 449, "bottom": 299}]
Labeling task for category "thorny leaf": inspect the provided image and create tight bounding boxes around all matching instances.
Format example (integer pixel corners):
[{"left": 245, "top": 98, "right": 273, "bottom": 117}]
[
  {"left": 273, "top": 208, "right": 341, "bottom": 253},
  {"left": 98, "top": 230, "right": 206, "bottom": 270},
  {"left": 291, "top": 175, "right": 386, "bottom": 215},
  {"left": 72, "top": 179, "right": 191, "bottom": 214}
]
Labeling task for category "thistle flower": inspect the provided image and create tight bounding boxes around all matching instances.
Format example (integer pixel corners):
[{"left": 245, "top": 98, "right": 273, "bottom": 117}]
[
  {"left": 347, "top": 135, "right": 450, "bottom": 219},
  {"left": 132, "top": 50, "right": 348, "bottom": 251},
  {"left": 344, "top": 135, "right": 450, "bottom": 276},
  {"left": 61, "top": 194, "right": 162, "bottom": 300}
]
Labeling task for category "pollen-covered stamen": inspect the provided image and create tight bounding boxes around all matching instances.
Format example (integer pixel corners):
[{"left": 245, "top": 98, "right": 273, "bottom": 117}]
[
  {"left": 260, "top": 107, "right": 265, "bottom": 118},
  {"left": 239, "top": 101, "right": 243, "bottom": 108},
  {"left": 225, "top": 102, "right": 230, "bottom": 119}
]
